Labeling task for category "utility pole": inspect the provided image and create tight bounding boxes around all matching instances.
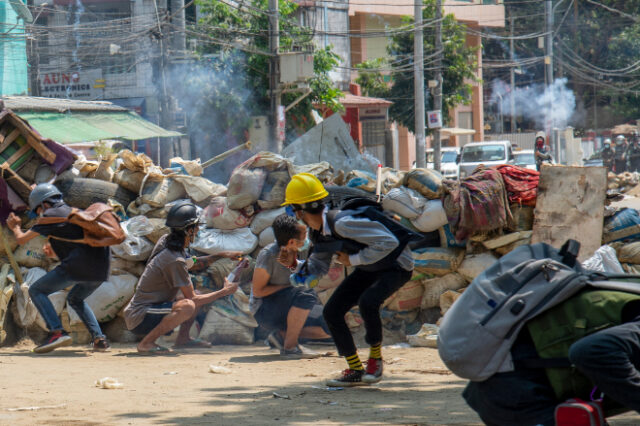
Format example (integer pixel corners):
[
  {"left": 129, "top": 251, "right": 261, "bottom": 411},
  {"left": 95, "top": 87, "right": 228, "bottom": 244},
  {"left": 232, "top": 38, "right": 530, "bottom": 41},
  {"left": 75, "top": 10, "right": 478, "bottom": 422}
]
[
  {"left": 545, "top": 0, "right": 554, "bottom": 151},
  {"left": 433, "top": 0, "right": 443, "bottom": 173},
  {"left": 509, "top": 14, "right": 516, "bottom": 133},
  {"left": 268, "top": 0, "right": 281, "bottom": 153},
  {"left": 414, "top": 0, "right": 426, "bottom": 169}
]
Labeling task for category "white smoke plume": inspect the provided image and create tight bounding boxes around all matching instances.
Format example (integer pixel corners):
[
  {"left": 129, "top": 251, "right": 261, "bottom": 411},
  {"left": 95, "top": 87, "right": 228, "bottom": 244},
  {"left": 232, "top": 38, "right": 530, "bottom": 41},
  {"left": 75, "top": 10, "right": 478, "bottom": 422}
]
[{"left": 490, "top": 78, "right": 576, "bottom": 130}]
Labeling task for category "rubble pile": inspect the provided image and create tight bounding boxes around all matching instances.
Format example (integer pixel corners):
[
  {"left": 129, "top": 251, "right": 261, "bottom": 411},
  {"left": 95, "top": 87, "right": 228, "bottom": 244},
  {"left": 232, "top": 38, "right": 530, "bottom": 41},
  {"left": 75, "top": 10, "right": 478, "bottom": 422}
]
[{"left": 0, "top": 135, "right": 631, "bottom": 350}]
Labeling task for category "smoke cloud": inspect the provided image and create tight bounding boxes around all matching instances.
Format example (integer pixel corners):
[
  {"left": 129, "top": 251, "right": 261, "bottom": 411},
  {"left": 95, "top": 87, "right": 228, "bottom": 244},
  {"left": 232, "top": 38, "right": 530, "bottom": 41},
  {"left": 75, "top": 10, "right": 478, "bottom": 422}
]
[
  {"left": 490, "top": 77, "right": 576, "bottom": 131},
  {"left": 168, "top": 54, "right": 255, "bottom": 183}
]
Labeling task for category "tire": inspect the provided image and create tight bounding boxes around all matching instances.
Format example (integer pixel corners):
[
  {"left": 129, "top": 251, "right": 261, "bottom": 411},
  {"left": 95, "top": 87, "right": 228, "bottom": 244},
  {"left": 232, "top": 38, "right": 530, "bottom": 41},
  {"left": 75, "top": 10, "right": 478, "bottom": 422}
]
[{"left": 56, "top": 178, "right": 136, "bottom": 209}]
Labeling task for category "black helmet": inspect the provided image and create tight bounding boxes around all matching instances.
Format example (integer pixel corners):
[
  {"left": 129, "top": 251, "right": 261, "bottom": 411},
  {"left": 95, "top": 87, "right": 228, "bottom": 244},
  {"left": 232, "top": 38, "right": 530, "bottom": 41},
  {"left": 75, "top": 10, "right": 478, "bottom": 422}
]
[
  {"left": 28, "top": 183, "right": 63, "bottom": 211},
  {"left": 166, "top": 201, "right": 199, "bottom": 229}
]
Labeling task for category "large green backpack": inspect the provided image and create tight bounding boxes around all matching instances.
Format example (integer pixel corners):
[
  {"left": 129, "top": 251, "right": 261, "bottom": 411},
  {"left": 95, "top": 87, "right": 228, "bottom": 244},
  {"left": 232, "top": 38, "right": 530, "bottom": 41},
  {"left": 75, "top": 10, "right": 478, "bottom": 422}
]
[{"left": 526, "top": 289, "right": 640, "bottom": 400}]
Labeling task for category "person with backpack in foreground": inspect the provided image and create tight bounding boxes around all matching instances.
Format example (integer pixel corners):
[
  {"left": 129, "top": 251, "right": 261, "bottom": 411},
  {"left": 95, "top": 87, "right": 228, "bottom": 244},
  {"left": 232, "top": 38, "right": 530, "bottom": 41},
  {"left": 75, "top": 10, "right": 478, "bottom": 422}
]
[
  {"left": 437, "top": 240, "right": 640, "bottom": 426},
  {"left": 6, "top": 183, "right": 113, "bottom": 353},
  {"left": 280, "top": 173, "right": 415, "bottom": 386},
  {"left": 124, "top": 201, "right": 240, "bottom": 354}
]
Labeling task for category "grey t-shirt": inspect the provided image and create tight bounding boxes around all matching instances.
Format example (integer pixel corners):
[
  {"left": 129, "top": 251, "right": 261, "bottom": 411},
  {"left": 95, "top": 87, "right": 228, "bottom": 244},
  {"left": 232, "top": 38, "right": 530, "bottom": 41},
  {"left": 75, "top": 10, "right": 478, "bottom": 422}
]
[
  {"left": 250, "top": 243, "right": 292, "bottom": 313},
  {"left": 124, "top": 235, "right": 193, "bottom": 330}
]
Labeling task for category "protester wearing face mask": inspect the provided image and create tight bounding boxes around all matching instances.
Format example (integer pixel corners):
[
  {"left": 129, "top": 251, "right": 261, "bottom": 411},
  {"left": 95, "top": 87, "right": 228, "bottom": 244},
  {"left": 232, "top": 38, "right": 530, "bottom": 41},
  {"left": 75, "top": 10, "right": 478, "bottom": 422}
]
[
  {"left": 250, "top": 214, "right": 332, "bottom": 359},
  {"left": 123, "top": 201, "right": 241, "bottom": 354}
]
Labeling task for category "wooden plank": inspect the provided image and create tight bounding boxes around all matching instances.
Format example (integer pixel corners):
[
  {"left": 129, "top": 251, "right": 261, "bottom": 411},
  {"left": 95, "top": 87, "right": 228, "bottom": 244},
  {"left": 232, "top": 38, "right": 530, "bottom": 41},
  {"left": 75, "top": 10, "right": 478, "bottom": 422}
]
[
  {"left": 531, "top": 165, "right": 607, "bottom": 261},
  {"left": 1, "top": 164, "right": 31, "bottom": 198},
  {"left": 6, "top": 115, "right": 56, "bottom": 164},
  {"left": 2, "top": 144, "right": 31, "bottom": 169},
  {"left": 0, "top": 129, "right": 21, "bottom": 154}
]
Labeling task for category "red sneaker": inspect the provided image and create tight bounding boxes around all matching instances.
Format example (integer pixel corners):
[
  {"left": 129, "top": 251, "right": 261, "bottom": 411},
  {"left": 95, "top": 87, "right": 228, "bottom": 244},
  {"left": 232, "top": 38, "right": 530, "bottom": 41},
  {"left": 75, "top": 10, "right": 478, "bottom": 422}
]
[
  {"left": 363, "top": 358, "right": 383, "bottom": 383},
  {"left": 34, "top": 330, "right": 72, "bottom": 354}
]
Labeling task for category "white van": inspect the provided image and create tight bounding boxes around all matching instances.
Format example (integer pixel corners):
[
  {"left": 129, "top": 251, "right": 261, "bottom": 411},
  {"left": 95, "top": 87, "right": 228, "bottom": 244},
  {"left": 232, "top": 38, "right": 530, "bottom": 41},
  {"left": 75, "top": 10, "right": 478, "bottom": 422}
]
[
  {"left": 457, "top": 141, "right": 514, "bottom": 178},
  {"left": 426, "top": 147, "right": 460, "bottom": 179}
]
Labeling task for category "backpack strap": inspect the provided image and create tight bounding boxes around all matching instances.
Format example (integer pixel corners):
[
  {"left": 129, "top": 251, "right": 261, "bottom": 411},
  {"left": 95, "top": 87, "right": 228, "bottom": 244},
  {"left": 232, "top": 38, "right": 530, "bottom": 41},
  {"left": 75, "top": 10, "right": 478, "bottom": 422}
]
[
  {"left": 34, "top": 208, "right": 79, "bottom": 226},
  {"left": 559, "top": 239, "right": 580, "bottom": 267}
]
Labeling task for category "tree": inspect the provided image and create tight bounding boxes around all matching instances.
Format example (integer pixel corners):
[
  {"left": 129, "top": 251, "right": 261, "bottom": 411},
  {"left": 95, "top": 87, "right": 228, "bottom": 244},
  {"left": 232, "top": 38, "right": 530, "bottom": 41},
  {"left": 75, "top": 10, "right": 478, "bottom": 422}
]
[
  {"left": 356, "top": 0, "right": 478, "bottom": 133},
  {"left": 192, "top": 0, "right": 343, "bottom": 133}
]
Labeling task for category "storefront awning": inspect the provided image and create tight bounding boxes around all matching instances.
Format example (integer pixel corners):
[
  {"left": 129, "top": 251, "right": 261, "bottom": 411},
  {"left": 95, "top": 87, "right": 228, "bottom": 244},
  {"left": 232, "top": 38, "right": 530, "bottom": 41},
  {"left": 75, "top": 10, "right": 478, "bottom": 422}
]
[{"left": 16, "top": 111, "right": 182, "bottom": 144}]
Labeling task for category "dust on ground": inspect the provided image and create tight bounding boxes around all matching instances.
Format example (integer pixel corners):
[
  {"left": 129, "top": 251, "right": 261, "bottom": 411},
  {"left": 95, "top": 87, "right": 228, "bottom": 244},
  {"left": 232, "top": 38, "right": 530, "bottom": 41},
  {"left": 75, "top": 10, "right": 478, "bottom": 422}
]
[{"left": 0, "top": 343, "right": 639, "bottom": 425}]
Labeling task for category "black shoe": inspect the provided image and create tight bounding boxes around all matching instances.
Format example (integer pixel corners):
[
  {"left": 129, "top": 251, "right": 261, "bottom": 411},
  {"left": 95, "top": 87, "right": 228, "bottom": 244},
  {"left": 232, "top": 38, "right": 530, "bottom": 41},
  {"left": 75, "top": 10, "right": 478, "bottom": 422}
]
[
  {"left": 280, "top": 345, "right": 321, "bottom": 359},
  {"left": 34, "top": 330, "right": 72, "bottom": 354},
  {"left": 92, "top": 337, "right": 111, "bottom": 352},
  {"left": 326, "top": 369, "right": 367, "bottom": 387}
]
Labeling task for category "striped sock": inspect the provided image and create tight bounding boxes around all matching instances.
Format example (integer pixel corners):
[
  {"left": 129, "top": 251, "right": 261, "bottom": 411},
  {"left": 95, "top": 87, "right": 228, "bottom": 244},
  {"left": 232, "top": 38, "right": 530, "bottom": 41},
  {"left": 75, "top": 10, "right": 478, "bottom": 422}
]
[
  {"left": 369, "top": 343, "right": 382, "bottom": 360},
  {"left": 345, "top": 353, "right": 364, "bottom": 371}
]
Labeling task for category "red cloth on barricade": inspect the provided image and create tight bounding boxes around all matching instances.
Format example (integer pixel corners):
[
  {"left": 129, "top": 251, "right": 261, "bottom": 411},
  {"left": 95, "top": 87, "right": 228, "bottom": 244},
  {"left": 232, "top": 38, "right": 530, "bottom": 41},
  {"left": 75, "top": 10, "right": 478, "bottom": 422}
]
[{"left": 493, "top": 164, "right": 540, "bottom": 206}]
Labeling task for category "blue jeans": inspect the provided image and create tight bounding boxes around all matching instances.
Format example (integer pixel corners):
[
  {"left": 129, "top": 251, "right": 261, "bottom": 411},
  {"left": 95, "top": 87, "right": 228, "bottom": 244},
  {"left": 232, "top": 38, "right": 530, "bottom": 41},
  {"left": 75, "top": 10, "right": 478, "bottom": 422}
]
[{"left": 28, "top": 267, "right": 105, "bottom": 339}]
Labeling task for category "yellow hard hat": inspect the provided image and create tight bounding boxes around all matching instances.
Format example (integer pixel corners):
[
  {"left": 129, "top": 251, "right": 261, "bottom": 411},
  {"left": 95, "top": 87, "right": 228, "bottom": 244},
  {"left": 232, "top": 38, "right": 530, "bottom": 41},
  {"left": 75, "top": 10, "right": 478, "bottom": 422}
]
[{"left": 282, "top": 173, "right": 329, "bottom": 206}]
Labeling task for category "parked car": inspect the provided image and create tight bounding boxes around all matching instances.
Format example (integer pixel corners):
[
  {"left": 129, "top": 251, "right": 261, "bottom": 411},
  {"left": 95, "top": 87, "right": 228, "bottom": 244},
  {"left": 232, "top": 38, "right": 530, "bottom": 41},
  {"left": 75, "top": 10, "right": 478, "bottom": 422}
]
[
  {"left": 513, "top": 149, "right": 538, "bottom": 170},
  {"left": 426, "top": 147, "right": 460, "bottom": 179},
  {"left": 457, "top": 140, "right": 514, "bottom": 178}
]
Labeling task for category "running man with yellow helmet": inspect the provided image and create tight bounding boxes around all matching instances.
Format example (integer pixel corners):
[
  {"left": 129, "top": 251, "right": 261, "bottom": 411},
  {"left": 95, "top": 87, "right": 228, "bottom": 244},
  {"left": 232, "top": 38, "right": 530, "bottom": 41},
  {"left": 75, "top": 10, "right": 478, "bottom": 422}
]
[{"left": 280, "top": 173, "right": 414, "bottom": 386}]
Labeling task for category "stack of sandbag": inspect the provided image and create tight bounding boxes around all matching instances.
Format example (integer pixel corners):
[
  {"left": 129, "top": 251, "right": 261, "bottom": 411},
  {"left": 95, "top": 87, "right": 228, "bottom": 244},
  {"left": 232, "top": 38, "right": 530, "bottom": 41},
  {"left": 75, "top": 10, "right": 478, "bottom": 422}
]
[{"left": 608, "top": 171, "right": 640, "bottom": 192}]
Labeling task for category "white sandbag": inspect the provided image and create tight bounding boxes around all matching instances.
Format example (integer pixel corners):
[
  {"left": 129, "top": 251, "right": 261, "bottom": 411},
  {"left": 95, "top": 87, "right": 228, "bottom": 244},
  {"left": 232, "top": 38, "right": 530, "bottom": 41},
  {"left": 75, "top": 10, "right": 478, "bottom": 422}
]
[
  {"left": 457, "top": 253, "right": 499, "bottom": 283},
  {"left": 314, "top": 260, "right": 345, "bottom": 291},
  {"left": 385, "top": 279, "right": 424, "bottom": 311},
  {"left": 111, "top": 235, "right": 154, "bottom": 262},
  {"left": 192, "top": 227, "right": 258, "bottom": 255},
  {"left": 227, "top": 168, "right": 267, "bottom": 209},
  {"left": 172, "top": 175, "right": 227, "bottom": 204},
  {"left": 200, "top": 307, "right": 255, "bottom": 345},
  {"left": 617, "top": 241, "right": 640, "bottom": 264},
  {"left": 420, "top": 273, "right": 467, "bottom": 309},
  {"left": 111, "top": 257, "right": 145, "bottom": 276},
  {"left": 209, "top": 290, "right": 257, "bottom": 328},
  {"left": 203, "top": 197, "right": 252, "bottom": 230},
  {"left": 258, "top": 171, "right": 290, "bottom": 210},
  {"left": 406, "top": 323, "right": 439, "bottom": 348},
  {"left": 140, "top": 177, "right": 186, "bottom": 208},
  {"left": 145, "top": 218, "right": 169, "bottom": 244},
  {"left": 68, "top": 273, "right": 138, "bottom": 324},
  {"left": 250, "top": 208, "right": 286, "bottom": 235},
  {"left": 259, "top": 227, "right": 275, "bottom": 247},
  {"left": 440, "top": 289, "right": 463, "bottom": 316},
  {"left": 14, "top": 267, "right": 67, "bottom": 330},
  {"left": 14, "top": 236, "right": 51, "bottom": 268},
  {"left": 582, "top": 245, "right": 624, "bottom": 273},
  {"left": 123, "top": 216, "right": 154, "bottom": 237},
  {"left": 382, "top": 187, "right": 426, "bottom": 219},
  {"left": 411, "top": 199, "right": 448, "bottom": 233}
]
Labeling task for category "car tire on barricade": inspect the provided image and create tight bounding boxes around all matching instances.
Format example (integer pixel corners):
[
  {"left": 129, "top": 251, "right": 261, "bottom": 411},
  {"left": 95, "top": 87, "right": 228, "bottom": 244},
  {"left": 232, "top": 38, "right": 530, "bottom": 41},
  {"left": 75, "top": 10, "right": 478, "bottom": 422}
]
[{"left": 56, "top": 178, "right": 136, "bottom": 209}]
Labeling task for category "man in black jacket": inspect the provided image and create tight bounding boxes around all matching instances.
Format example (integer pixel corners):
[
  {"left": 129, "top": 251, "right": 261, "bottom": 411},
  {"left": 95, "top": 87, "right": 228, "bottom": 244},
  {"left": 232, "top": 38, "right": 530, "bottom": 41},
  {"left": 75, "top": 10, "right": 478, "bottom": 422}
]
[{"left": 7, "top": 183, "right": 111, "bottom": 353}]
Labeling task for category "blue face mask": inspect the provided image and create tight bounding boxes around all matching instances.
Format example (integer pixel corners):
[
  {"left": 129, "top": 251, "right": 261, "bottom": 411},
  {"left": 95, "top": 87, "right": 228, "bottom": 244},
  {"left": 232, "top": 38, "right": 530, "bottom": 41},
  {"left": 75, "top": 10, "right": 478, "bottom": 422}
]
[{"left": 28, "top": 210, "right": 38, "bottom": 220}]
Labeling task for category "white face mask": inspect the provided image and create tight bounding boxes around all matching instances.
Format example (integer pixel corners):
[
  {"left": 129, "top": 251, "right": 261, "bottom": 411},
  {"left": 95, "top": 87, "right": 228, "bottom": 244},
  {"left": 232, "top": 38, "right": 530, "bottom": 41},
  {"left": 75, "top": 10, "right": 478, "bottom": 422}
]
[
  {"left": 185, "top": 256, "right": 195, "bottom": 269},
  {"left": 298, "top": 238, "right": 311, "bottom": 252}
]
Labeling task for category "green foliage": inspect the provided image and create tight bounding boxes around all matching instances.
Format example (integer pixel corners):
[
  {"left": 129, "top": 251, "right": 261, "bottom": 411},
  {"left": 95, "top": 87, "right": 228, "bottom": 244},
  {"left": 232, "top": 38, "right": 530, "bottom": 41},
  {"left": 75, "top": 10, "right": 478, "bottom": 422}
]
[
  {"left": 356, "top": 0, "right": 478, "bottom": 133},
  {"left": 193, "top": 0, "right": 343, "bottom": 133},
  {"left": 355, "top": 58, "right": 390, "bottom": 98}
]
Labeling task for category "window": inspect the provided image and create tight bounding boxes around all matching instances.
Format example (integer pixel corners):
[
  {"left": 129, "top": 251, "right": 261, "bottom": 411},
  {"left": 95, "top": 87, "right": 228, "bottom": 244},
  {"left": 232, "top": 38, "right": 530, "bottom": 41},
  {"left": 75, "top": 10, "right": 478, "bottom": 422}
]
[
  {"left": 461, "top": 145, "right": 505, "bottom": 162},
  {"left": 442, "top": 151, "right": 458, "bottom": 163}
]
